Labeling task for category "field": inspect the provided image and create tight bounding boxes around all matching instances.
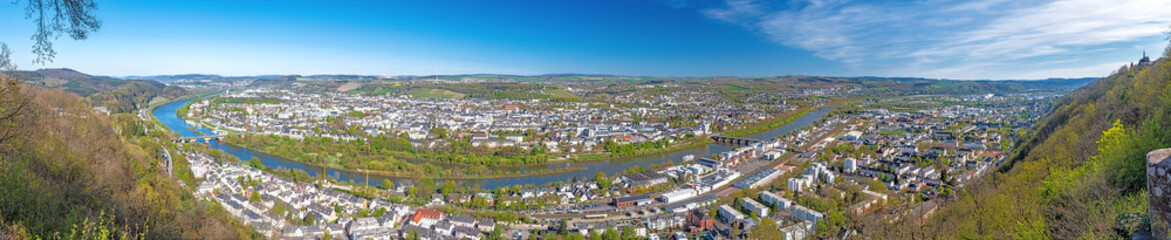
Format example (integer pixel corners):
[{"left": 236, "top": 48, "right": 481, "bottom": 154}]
[
  {"left": 543, "top": 89, "right": 578, "bottom": 100},
  {"left": 410, "top": 88, "right": 466, "bottom": 98},
  {"left": 336, "top": 82, "right": 363, "bottom": 92}
]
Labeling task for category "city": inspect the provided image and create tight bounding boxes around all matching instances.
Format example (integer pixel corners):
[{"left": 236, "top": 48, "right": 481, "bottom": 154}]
[
  {"left": 1, "top": 1, "right": 1170, "bottom": 239},
  {"left": 160, "top": 78, "right": 1055, "bottom": 239}
]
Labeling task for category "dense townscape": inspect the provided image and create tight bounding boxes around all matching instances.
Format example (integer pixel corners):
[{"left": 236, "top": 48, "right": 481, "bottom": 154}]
[
  {"left": 172, "top": 82, "right": 1055, "bottom": 239},
  {"left": 185, "top": 88, "right": 798, "bottom": 154},
  {"left": 2, "top": 1, "right": 1169, "bottom": 239}
]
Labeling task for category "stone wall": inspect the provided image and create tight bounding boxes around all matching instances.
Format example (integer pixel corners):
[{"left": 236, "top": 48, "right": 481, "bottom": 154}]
[{"left": 1147, "top": 148, "right": 1171, "bottom": 239}]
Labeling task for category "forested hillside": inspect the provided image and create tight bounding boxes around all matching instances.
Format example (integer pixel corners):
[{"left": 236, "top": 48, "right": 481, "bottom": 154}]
[
  {"left": 9, "top": 68, "right": 187, "bottom": 113},
  {"left": 869, "top": 55, "right": 1171, "bottom": 238},
  {"left": 0, "top": 73, "right": 251, "bottom": 239}
]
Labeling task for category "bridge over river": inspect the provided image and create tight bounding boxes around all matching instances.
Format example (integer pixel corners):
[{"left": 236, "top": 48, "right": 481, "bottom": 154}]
[
  {"left": 710, "top": 135, "right": 765, "bottom": 146},
  {"left": 172, "top": 134, "right": 227, "bottom": 143}
]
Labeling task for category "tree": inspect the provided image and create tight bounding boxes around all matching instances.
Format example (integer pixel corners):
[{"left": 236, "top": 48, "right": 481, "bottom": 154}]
[
  {"left": 373, "top": 207, "right": 387, "bottom": 218},
  {"left": 595, "top": 171, "right": 610, "bottom": 189},
  {"left": 249, "top": 156, "right": 264, "bottom": 169},
  {"left": 272, "top": 202, "right": 286, "bottom": 215},
  {"left": 13, "top": 0, "right": 102, "bottom": 64},
  {"left": 249, "top": 191, "right": 261, "bottom": 202},
  {"left": 382, "top": 179, "right": 393, "bottom": 190},
  {"left": 406, "top": 229, "right": 418, "bottom": 240},
  {"left": 620, "top": 226, "right": 635, "bottom": 240},
  {"left": 559, "top": 219, "right": 569, "bottom": 235},
  {"left": 0, "top": 44, "right": 32, "bottom": 153},
  {"left": 441, "top": 181, "right": 455, "bottom": 195},
  {"left": 323, "top": 228, "right": 332, "bottom": 240},
  {"left": 1166, "top": 24, "right": 1171, "bottom": 57},
  {"left": 488, "top": 227, "right": 506, "bottom": 240},
  {"left": 566, "top": 233, "right": 587, "bottom": 240},
  {"left": 749, "top": 217, "right": 783, "bottom": 240}
]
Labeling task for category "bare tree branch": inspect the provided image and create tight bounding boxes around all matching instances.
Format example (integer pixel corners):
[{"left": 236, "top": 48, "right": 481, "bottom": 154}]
[
  {"left": 15, "top": 0, "right": 101, "bottom": 64},
  {"left": 0, "top": 43, "right": 14, "bottom": 71}
]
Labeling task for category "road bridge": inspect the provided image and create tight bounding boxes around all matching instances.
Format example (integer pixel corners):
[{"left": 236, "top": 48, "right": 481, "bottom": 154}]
[
  {"left": 710, "top": 135, "right": 764, "bottom": 146},
  {"left": 172, "top": 134, "right": 226, "bottom": 143}
]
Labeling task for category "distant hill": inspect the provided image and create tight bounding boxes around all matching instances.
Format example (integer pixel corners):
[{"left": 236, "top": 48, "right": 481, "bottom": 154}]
[
  {"left": 245, "top": 75, "right": 299, "bottom": 88},
  {"left": 240, "top": 72, "right": 1095, "bottom": 98},
  {"left": 7, "top": 68, "right": 187, "bottom": 113},
  {"left": 112, "top": 70, "right": 1100, "bottom": 97},
  {"left": 122, "top": 74, "right": 282, "bottom": 83}
]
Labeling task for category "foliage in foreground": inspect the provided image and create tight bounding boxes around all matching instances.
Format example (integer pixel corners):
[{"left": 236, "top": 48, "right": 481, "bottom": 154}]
[{"left": 0, "top": 74, "right": 250, "bottom": 239}]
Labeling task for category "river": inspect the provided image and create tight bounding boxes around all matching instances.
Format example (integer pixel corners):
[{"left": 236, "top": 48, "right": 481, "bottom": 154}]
[{"left": 154, "top": 95, "right": 836, "bottom": 190}]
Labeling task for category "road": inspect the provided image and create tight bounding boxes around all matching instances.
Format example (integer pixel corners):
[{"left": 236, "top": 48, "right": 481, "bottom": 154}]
[{"left": 162, "top": 146, "right": 173, "bottom": 177}]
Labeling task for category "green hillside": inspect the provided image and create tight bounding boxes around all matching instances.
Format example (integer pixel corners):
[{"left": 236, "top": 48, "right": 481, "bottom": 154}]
[
  {"left": 10, "top": 68, "right": 187, "bottom": 113},
  {"left": 0, "top": 74, "right": 253, "bottom": 239},
  {"left": 872, "top": 56, "right": 1171, "bottom": 238}
]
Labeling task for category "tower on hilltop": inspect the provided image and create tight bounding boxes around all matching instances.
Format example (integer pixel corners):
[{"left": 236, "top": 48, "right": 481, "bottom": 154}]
[{"left": 1140, "top": 50, "right": 1152, "bottom": 67}]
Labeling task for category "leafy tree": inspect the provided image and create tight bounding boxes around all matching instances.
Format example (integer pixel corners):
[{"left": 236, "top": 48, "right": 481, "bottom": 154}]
[
  {"left": 305, "top": 214, "right": 316, "bottom": 225},
  {"left": 406, "top": 229, "right": 418, "bottom": 240},
  {"left": 272, "top": 202, "right": 286, "bottom": 215},
  {"left": 595, "top": 171, "right": 610, "bottom": 189},
  {"left": 0, "top": 45, "right": 30, "bottom": 153},
  {"left": 559, "top": 219, "right": 569, "bottom": 235},
  {"left": 373, "top": 207, "right": 387, "bottom": 218},
  {"left": 566, "top": 233, "right": 587, "bottom": 240},
  {"left": 249, "top": 156, "right": 264, "bottom": 169},
  {"left": 749, "top": 217, "right": 782, "bottom": 240},
  {"left": 441, "top": 181, "right": 455, "bottom": 195}
]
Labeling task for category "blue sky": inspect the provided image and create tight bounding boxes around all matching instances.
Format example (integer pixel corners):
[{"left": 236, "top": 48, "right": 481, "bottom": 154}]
[{"left": 0, "top": 0, "right": 1168, "bottom": 79}]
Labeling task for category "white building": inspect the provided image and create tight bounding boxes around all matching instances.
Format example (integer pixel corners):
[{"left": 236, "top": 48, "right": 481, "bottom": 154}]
[
  {"left": 741, "top": 198, "right": 769, "bottom": 217},
  {"left": 787, "top": 177, "right": 812, "bottom": 192},
  {"left": 792, "top": 205, "right": 824, "bottom": 223},
  {"left": 759, "top": 191, "right": 791, "bottom": 210},
  {"left": 660, "top": 189, "right": 699, "bottom": 204},
  {"left": 718, "top": 205, "right": 744, "bottom": 222}
]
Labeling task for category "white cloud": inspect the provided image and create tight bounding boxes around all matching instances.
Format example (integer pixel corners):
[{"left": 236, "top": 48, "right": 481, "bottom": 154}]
[
  {"left": 1014, "top": 61, "right": 1129, "bottom": 79},
  {"left": 702, "top": 0, "right": 763, "bottom": 23},
  {"left": 703, "top": 0, "right": 1171, "bottom": 79}
]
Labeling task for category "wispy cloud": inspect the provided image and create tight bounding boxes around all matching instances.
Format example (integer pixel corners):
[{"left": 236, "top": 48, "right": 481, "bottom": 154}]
[{"left": 702, "top": 0, "right": 1171, "bottom": 79}]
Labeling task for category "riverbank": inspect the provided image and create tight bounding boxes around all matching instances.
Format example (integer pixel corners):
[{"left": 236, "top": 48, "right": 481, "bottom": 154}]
[
  {"left": 370, "top": 103, "right": 827, "bottom": 166},
  {"left": 145, "top": 91, "right": 219, "bottom": 136},
  {"left": 175, "top": 95, "right": 250, "bottom": 135},
  {"left": 571, "top": 138, "right": 714, "bottom": 162},
  {"left": 183, "top": 96, "right": 835, "bottom": 169},
  {"left": 221, "top": 136, "right": 589, "bottom": 180},
  {"left": 721, "top": 98, "right": 856, "bottom": 138},
  {"left": 723, "top": 107, "right": 817, "bottom": 138}
]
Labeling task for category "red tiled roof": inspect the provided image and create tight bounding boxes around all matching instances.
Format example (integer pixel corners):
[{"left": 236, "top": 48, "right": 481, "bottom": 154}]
[{"left": 411, "top": 208, "right": 443, "bottom": 223}]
